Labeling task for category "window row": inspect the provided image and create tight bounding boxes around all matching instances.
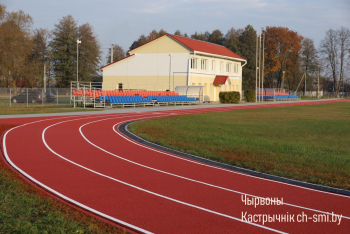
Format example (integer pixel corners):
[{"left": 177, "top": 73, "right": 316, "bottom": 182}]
[{"left": 191, "top": 58, "right": 239, "bottom": 74}]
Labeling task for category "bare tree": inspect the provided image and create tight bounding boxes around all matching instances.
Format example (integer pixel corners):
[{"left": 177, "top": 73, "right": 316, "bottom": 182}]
[{"left": 320, "top": 27, "right": 350, "bottom": 96}]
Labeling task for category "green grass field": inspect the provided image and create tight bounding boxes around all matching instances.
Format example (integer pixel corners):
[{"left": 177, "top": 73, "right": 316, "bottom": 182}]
[{"left": 129, "top": 102, "right": 350, "bottom": 190}]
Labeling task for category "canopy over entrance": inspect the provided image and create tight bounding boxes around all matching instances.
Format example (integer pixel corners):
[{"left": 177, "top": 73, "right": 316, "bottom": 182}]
[{"left": 213, "top": 76, "right": 230, "bottom": 85}]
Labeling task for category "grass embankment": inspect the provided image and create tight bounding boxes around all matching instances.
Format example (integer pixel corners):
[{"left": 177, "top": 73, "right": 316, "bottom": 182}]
[
  {"left": 129, "top": 102, "right": 350, "bottom": 190},
  {"left": 0, "top": 125, "right": 124, "bottom": 233},
  {"left": 0, "top": 104, "right": 100, "bottom": 115}
]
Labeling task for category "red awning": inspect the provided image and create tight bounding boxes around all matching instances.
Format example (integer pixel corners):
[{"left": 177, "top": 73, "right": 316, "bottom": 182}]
[{"left": 213, "top": 76, "right": 230, "bottom": 85}]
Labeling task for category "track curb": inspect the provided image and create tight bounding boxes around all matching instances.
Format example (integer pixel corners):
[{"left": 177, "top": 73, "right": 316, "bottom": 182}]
[{"left": 120, "top": 119, "right": 350, "bottom": 197}]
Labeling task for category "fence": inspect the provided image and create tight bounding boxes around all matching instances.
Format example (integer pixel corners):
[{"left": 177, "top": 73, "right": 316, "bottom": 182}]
[
  {"left": 71, "top": 81, "right": 181, "bottom": 92},
  {"left": 0, "top": 88, "right": 72, "bottom": 107},
  {"left": 242, "top": 88, "right": 350, "bottom": 102}
]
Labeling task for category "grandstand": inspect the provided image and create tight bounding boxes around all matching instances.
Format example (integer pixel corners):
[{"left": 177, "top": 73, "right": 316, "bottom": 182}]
[
  {"left": 71, "top": 83, "right": 199, "bottom": 108},
  {"left": 256, "top": 88, "right": 300, "bottom": 101}
]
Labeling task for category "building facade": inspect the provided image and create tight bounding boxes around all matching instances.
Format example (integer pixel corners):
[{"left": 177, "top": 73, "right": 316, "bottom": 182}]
[{"left": 100, "top": 34, "right": 246, "bottom": 102}]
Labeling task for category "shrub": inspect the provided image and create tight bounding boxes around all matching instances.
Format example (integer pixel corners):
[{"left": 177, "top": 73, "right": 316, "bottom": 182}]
[
  {"left": 219, "top": 91, "right": 240, "bottom": 104},
  {"left": 244, "top": 90, "right": 256, "bottom": 102}
]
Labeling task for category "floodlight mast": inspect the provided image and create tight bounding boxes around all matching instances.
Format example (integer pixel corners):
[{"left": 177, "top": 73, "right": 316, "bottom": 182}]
[
  {"left": 255, "top": 32, "right": 258, "bottom": 103},
  {"left": 77, "top": 39, "right": 81, "bottom": 90},
  {"left": 169, "top": 54, "right": 173, "bottom": 91}
]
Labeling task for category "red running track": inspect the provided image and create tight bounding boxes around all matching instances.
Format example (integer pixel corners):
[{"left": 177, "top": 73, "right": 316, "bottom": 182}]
[{"left": 1, "top": 100, "right": 350, "bottom": 233}]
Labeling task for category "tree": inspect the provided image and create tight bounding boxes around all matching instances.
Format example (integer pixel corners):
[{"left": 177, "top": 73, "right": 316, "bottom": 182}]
[
  {"left": 300, "top": 37, "right": 318, "bottom": 92},
  {"left": 158, "top": 29, "right": 167, "bottom": 37},
  {"left": 77, "top": 23, "right": 101, "bottom": 82},
  {"left": 30, "top": 28, "right": 50, "bottom": 88},
  {"left": 208, "top": 29, "right": 224, "bottom": 45},
  {"left": 319, "top": 27, "right": 350, "bottom": 96},
  {"left": 49, "top": 16, "right": 101, "bottom": 87},
  {"left": 0, "top": 5, "right": 34, "bottom": 89},
  {"left": 148, "top": 29, "right": 159, "bottom": 41},
  {"left": 49, "top": 15, "right": 78, "bottom": 87},
  {"left": 191, "top": 31, "right": 208, "bottom": 41},
  {"left": 128, "top": 29, "right": 167, "bottom": 53},
  {"left": 128, "top": 34, "right": 147, "bottom": 52},
  {"left": 264, "top": 26, "right": 302, "bottom": 89},
  {"left": 238, "top": 25, "right": 256, "bottom": 90},
  {"left": 225, "top": 27, "right": 243, "bottom": 54},
  {"left": 106, "top": 44, "right": 125, "bottom": 64},
  {"left": 174, "top": 29, "right": 182, "bottom": 36}
]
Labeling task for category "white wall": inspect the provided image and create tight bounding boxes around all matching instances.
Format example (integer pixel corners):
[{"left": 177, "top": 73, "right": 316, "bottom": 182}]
[
  {"left": 102, "top": 53, "right": 190, "bottom": 77},
  {"left": 189, "top": 54, "right": 242, "bottom": 79}
]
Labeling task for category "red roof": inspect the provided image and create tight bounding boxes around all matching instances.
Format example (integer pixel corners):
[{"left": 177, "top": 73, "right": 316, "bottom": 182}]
[
  {"left": 213, "top": 76, "right": 230, "bottom": 85},
  {"left": 101, "top": 34, "right": 246, "bottom": 69},
  {"left": 168, "top": 34, "right": 245, "bottom": 60},
  {"left": 100, "top": 54, "right": 134, "bottom": 69}
]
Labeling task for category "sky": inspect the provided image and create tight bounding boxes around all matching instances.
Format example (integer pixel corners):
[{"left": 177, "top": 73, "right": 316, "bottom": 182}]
[{"left": 3, "top": 0, "right": 350, "bottom": 66}]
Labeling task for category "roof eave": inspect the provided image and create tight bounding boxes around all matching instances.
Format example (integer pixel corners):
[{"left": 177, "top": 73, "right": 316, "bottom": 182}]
[
  {"left": 100, "top": 54, "right": 135, "bottom": 70},
  {"left": 192, "top": 51, "right": 246, "bottom": 62}
]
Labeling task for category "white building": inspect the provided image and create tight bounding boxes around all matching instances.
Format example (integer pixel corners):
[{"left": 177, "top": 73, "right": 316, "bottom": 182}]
[{"left": 100, "top": 34, "right": 246, "bottom": 102}]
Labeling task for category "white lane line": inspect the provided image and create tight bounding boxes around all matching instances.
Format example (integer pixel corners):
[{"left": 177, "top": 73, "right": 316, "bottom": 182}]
[
  {"left": 42, "top": 118, "right": 287, "bottom": 234},
  {"left": 78, "top": 115, "right": 350, "bottom": 221},
  {"left": 116, "top": 110, "right": 350, "bottom": 199},
  {"left": 84, "top": 115, "right": 350, "bottom": 219},
  {"left": 2, "top": 114, "right": 156, "bottom": 234},
  {"left": 114, "top": 120, "right": 350, "bottom": 219}
]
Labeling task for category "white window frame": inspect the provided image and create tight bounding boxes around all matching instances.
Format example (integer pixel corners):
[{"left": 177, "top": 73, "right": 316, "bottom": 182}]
[
  {"left": 191, "top": 58, "right": 198, "bottom": 69},
  {"left": 226, "top": 63, "right": 232, "bottom": 73},
  {"left": 234, "top": 63, "right": 239, "bottom": 74},
  {"left": 201, "top": 59, "right": 207, "bottom": 70},
  {"left": 220, "top": 61, "right": 223, "bottom": 72},
  {"left": 212, "top": 60, "right": 215, "bottom": 71}
]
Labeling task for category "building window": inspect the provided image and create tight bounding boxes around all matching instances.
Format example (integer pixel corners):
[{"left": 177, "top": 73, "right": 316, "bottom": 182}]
[
  {"left": 118, "top": 83, "right": 123, "bottom": 90},
  {"left": 234, "top": 64, "right": 238, "bottom": 74},
  {"left": 212, "top": 60, "right": 215, "bottom": 71},
  {"left": 201, "top": 59, "right": 207, "bottom": 70},
  {"left": 226, "top": 63, "right": 232, "bottom": 73},
  {"left": 220, "top": 61, "right": 223, "bottom": 72},
  {"left": 191, "top": 58, "right": 198, "bottom": 69}
]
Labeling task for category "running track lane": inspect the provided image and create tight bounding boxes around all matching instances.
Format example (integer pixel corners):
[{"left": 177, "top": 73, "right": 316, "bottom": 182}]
[{"left": 1, "top": 100, "right": 350, "bottom": 233}]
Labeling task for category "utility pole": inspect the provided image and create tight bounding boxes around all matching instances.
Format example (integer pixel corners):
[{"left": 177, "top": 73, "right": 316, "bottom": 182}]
[
  {"left": 43, "top": 62, "right": 46, "bottom": 93},
  {"left": 282, "top": 71, "right": 285, "bottom": 93},
  {"left": 76, "top": 39, "right": 81, "bottom": 89},
  {"left": 317, "top": 69, "right": 320, "bottom": 98},
  {"left": 111, "top": 44, "right": 114, "bottom": 63},
  {"left": 304, "top": 71, "right": 307, "bottom": 96}
]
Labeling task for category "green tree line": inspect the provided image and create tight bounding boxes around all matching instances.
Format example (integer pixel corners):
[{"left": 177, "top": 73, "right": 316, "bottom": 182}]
[
  {"left": 1, "top": 3, "right": 349, "bottom": 95},
  {"left": 0, "top": 4, "right": 101, "bottom": 89}
]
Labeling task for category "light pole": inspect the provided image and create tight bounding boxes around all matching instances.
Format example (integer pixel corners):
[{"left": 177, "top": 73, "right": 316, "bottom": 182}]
[
  {"left": 281, "top": 71, "right": 285, "bottom": 93},
  {"left": 169, "top": 54, "right": 173, "bottom": 91},
  {"left": 76, "top": 39, "right": 81, "bottom": 89}
]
